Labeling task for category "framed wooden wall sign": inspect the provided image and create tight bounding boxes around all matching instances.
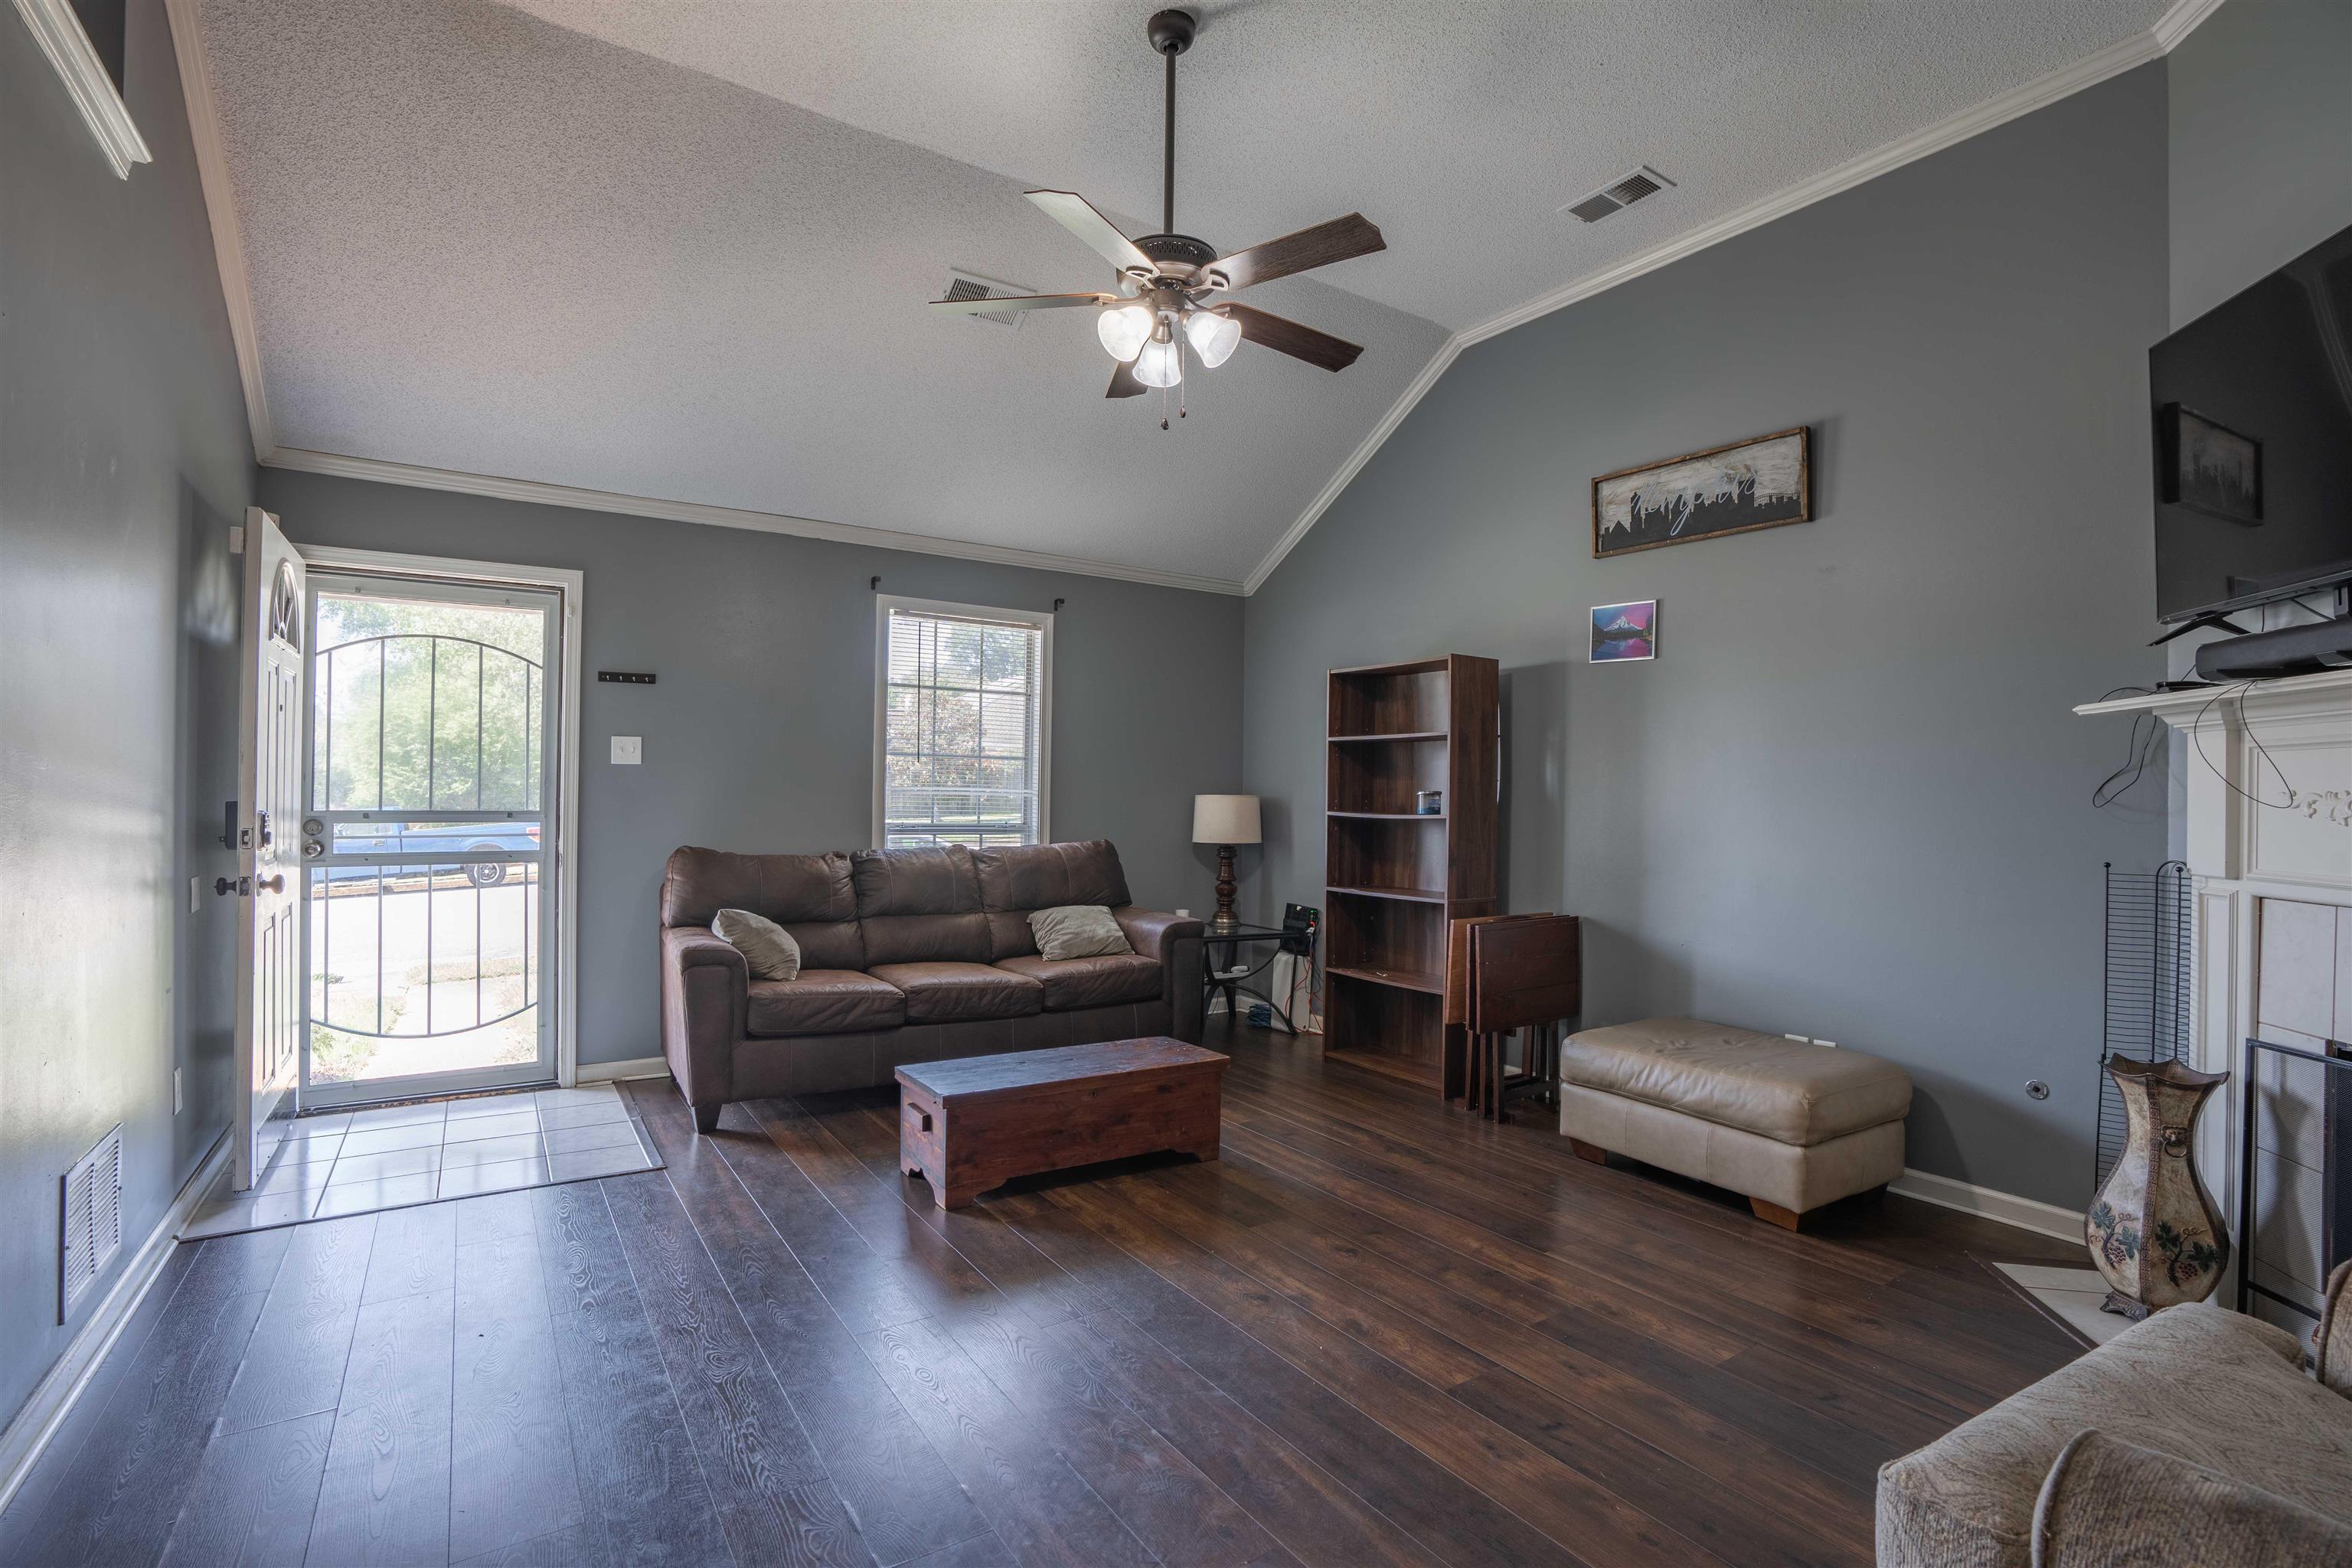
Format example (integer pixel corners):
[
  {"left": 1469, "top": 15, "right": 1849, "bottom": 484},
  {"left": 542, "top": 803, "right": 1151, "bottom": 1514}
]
[{"left": 1592, "top": 426, "right": 1811, "bottom": 558}]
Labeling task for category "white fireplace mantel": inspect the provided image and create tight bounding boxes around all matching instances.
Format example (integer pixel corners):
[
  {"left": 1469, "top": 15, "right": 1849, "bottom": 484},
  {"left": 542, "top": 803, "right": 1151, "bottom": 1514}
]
[{"left": 2075, "top": 668, "right": 2350, "bottom": 1320}]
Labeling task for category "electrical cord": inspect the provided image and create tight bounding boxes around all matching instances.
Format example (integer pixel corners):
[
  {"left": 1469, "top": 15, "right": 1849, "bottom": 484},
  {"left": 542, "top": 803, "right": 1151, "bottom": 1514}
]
[
  {"left": 2090, "top": 687, "right": 2164, "bottom": 809},
  {"left": 2187, "top": 678, "right": 2298, "bottom": 810},
  {"left": 2090, "top": 677, "right": 2311, "bottom": 813}
]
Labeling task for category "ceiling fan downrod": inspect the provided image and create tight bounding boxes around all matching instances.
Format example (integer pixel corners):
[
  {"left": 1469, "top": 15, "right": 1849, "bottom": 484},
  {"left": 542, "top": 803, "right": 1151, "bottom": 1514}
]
[{"left": 1148, "top": 9, "right": 1194, "bottom": 237}]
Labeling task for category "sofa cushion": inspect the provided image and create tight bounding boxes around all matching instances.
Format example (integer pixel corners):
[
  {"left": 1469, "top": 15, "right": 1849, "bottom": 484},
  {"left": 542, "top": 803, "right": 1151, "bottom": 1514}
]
[
  {"left": 1562, "top": 1018, "right": 1913, "bottom": 1146},
  {"left": 975, "top": 841, "right": 1132, "bottom": 957},
  {"left": 869, "top": 962, "right": 1043, "bottom": 1023},
  {"left": 852, "top": 844, "right": 983, "bottom": 914},
  {"left": 995, "top": 953, "right": 1162, "bottom": 1011},
  {"left": 746, "top": 970, "right": 906, "bottom": 1037},
  {"left": 662, "top": 848, "right": 864, "bottom": 969},
  {"left": 1874, "top": 1303, "right": 2352, "bottom": 1568},
  {"left": 853, "top": 846, "right": 991, "bottom": 965}
]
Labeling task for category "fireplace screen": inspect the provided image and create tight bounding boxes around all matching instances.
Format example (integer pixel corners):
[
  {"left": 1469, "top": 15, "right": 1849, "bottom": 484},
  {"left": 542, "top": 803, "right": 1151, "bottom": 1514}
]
[{"left": 2096, "top": 861, "right": 2195, "bottom": 1190}]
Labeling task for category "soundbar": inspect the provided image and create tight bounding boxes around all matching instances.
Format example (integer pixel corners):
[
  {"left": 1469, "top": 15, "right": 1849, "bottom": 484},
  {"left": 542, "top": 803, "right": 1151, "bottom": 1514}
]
[{"left": 2193, "top": 615, "right": 2352, "bottom": 680}]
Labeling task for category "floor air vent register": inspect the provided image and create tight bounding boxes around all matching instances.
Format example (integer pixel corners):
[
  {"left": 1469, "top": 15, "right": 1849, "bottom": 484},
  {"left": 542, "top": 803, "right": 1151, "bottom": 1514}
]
[{"left": 60, "top": 1124, "right": 122, "bottom": 1322}]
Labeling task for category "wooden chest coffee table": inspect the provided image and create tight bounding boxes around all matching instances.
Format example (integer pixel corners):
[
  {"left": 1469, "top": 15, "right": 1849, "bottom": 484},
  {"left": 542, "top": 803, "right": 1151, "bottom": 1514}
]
[{"left": 897, "top": 1037, "right": 1227, "bottom": 1209}]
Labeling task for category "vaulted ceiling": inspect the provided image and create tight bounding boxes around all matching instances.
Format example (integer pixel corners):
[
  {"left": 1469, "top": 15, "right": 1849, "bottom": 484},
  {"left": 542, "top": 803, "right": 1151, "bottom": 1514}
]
[{"left": 185, "top": 0, "right": 2180, "bottom": 590}]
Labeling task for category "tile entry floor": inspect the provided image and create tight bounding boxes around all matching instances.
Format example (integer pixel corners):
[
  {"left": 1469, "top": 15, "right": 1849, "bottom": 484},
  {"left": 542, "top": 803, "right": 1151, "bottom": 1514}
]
[
  {"left": 1991, "top": 1259, "right": 2133, "bottom": 1347},
  {"left": 181, "top": 1082, "right": 661, "bottom": 1238}
]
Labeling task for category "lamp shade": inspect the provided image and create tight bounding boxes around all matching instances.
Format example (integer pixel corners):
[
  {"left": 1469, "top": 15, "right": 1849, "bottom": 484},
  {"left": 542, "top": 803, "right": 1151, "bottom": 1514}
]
[{"left": 1192, "top": 794, "right": 1261, "bottom": 845}]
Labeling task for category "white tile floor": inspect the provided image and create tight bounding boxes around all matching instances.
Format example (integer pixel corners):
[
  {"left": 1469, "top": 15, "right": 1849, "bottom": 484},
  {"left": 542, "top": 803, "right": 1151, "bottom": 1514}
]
[
  {"left": 181, "top": 1082, "right": 660, "bottom": 1239},
  {"left": 1992, "top": 1261, "right": 2135, "bottom": 1347}
]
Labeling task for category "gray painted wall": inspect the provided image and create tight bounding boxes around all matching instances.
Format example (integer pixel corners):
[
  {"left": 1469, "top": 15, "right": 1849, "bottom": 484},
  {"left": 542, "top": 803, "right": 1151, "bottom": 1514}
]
[
  {"left": 1240, "top": 67, "right": 2174, "bottom": 1210},
  {"left": 2, "top": 1, "right": 253, "bottom": 1428},
  {"left": 2167, "top": 0, "right": 2352, "bottom": 332},
  {"left": 256, "top": 469, "right": 1245, "bottom": 1070}
]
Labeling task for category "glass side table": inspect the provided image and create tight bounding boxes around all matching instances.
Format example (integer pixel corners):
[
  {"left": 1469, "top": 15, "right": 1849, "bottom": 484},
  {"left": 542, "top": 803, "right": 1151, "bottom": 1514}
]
[{"left": 1200, "top": 922, "right": 1308, "bottom": 1036}]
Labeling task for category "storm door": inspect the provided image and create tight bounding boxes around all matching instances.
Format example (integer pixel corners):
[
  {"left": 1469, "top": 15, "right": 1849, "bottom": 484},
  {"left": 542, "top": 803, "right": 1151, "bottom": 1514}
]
[{"left": 299, "top": 570, "right": 561, "bottom": 1104}]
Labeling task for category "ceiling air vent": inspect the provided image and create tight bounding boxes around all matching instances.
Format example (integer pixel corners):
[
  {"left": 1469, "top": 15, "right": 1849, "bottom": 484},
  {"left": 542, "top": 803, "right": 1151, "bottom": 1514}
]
[
  {"left": 942, "top": 272, "right": 1029, "bottom": 328},
  {"left": 60, "top": 1125, "right": 122, "bottom": 1323},
  {"left": 1561, "top": 165, "right": 1674, "bottom": 224}
]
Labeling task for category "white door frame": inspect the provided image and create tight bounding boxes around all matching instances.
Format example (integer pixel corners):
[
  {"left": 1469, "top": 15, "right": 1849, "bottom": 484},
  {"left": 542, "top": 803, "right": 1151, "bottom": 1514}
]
[{"left": 295, "top": 545, "right": 585, "bottom": 1086}]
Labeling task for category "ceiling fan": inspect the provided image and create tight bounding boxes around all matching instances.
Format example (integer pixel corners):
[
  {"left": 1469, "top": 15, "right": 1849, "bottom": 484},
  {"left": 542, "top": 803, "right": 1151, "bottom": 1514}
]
[{"left": 928, "top": 8, "right": 1385, "bottom": 424}]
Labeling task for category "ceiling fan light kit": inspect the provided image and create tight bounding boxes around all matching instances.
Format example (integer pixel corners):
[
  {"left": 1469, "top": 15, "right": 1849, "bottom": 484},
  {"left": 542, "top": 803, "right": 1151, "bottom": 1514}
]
[{"left": 928, "top": 7, "right": 1386, "bottom": 426}]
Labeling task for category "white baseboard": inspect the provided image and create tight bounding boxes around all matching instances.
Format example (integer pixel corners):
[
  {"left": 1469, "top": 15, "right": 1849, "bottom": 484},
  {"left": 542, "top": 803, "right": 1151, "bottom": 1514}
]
[
  {"left": 0, "top": 1129, "right": 230, "bottom": 1515},
  {"left": 1888, "top": 1168, "right": 2085, "bottom": 1244},
  {"left": 577, "top": 1056, "right": 669, "bottom": 1084}
]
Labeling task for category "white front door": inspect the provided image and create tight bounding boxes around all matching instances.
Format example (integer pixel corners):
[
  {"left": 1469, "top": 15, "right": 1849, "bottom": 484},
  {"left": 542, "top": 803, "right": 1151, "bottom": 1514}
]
[{"left": 234, "top": 508, "right": 306, "bottom": 1190}]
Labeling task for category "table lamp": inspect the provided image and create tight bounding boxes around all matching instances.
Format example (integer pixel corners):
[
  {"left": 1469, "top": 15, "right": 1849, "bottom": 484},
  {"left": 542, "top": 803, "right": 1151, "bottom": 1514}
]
[{"left": 1191, "top": 794, "right": 1260, "bottom": 932}]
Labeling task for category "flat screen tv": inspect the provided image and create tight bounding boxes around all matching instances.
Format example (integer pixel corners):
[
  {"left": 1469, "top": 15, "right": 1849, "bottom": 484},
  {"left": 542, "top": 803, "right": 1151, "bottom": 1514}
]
[{"left": 2151, "top": 220, "right": 2352, "bottom": 622}]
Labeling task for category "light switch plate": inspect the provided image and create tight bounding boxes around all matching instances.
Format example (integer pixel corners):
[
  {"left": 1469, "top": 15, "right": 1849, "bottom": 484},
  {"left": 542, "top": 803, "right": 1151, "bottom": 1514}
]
[
  {"left": 190, "top": 876, "right": 201, "bottom": 913},
  {"left": 610, "top": 735, "right": 642, "bottom": 765}
]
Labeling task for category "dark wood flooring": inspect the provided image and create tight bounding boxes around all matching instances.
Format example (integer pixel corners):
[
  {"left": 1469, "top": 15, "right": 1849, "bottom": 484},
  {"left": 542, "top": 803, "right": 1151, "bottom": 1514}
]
[{"left": 2, "top": 1027, "right": 2085, "bottom": 1567}]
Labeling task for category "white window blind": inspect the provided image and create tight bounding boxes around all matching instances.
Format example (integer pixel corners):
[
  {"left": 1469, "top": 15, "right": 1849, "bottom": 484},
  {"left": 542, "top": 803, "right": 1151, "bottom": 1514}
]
[{"left": 877, "top": 599, "right": 1049, "bottom": 849}]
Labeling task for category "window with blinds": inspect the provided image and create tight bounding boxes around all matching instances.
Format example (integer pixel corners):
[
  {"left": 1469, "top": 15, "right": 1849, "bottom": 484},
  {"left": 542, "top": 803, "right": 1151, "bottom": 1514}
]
[{"left": 876, "top": 599, "right": 1050, "bottom": 850}]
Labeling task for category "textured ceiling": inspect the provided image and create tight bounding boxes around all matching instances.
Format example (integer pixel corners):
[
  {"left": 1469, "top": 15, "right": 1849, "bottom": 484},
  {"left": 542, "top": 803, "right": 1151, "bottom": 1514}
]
[
  {"left": 502, "top": 0, "right": 2172, "bottom": 330},
  {"left": 193, "top": 0, "right": 2173, "bottom": 585}
]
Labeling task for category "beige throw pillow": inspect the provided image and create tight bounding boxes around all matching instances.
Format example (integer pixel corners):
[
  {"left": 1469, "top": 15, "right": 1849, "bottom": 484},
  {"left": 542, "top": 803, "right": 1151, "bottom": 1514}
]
[
  {"left": 713, "top": 907, "right": 801, "bottom": 981},
  {"left": 1028, "top": 905, "right": 1133, "bottom": 961}
]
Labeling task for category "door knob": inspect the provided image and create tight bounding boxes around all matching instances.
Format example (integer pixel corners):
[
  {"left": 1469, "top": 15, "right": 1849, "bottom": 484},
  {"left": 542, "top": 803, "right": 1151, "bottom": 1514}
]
[
  {"left": 214, "top": 876, "right": 247, "bottom": 897},
  {"left": 255, "top": 874, "right": 286, "bottom": 894}
]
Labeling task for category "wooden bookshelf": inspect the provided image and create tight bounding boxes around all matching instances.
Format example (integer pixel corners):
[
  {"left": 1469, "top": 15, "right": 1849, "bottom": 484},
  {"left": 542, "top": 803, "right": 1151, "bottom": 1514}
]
[{"left": 1321, "top": 655, "right": 1499, "bottom": 1092}]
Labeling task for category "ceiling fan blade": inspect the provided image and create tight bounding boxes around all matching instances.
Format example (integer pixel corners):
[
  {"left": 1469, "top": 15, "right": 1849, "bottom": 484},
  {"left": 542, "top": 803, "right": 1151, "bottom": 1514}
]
[
  {"left": 1106, "top": 358, "right": 1147, "bottom": 398},
  {"left": 928, "top": 290, "right": 1116, "bottom": 315},
  {"left": 1222, "top": 304, "right": 1364, "bottom": 372},
  {"left": 1025, "top": 190, "right": 1155, "bottom": 276},
  {"left": 1208, "top": 214, "right": 1384, "bottom": 292}
]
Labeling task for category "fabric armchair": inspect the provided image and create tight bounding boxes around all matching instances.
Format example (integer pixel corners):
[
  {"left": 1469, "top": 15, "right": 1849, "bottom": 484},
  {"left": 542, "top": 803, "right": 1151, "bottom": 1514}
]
[{"left": 2030, "top": 1429, "right": 2352, "bottom": 1566}]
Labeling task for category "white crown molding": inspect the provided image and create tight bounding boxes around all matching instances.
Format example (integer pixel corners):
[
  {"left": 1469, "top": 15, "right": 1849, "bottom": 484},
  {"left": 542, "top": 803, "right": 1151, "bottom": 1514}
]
[
  {"left": 1241, "top": 336, "right": 1465, "bottom": 595},
  {"left": 1889, "top": 1168, "right": 2086, "bottom": 1244},
  {"left": 2151, "top": 0, "right": 2230, "bottom": 51},
  {"left": 165, "top": 0, "right": 273, "bottom": 459},
  {"left": 167, "top": 0, "right": 2222, "bottom": 599},
  {"left": 0, "top": 1131, "right": 228, "bottom": 1516},
  {"left": 1240, "top": 0, "right": 2230, "bottom": 596},
  {"left": 13, "top": 0, "right": 152, "bottom": 178},
  {"left": 263, "top": 446, "right": 1246, "bottom": 594}
]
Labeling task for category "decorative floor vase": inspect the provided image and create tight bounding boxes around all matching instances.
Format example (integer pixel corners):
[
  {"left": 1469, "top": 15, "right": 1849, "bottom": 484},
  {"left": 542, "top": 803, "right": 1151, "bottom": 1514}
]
[{"left": 2086, "top": 1054, "right": 2231, "bottom": 1319}]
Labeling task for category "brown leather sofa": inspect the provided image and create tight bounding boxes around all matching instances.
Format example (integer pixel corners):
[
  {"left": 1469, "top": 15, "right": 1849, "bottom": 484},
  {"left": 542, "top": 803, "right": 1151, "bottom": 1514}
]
[{"left": 659, "top": 839, "right": 1204, "bottom": 1130}]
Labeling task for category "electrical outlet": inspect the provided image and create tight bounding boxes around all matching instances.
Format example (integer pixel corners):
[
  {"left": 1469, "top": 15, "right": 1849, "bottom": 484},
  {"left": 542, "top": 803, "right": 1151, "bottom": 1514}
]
[
  {"left": 1816, "top": 1040, "right": 1837, "bottom": 1049},
  {"left": 610, "top": 736, "right": 642, "bottom": 765},
  {"left": 173, "top": 1069, "right": 183, "bottom": 1115},
  {"left": 1785, "top": 1033, "right": 1807, "bottom": 1043}
]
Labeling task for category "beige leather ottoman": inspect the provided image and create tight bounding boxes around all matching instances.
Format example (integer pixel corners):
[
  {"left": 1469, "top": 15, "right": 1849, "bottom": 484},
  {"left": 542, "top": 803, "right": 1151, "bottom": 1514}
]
[{"left": 1559, "top": 1018, "right": 1912, "bottom": 1227}]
